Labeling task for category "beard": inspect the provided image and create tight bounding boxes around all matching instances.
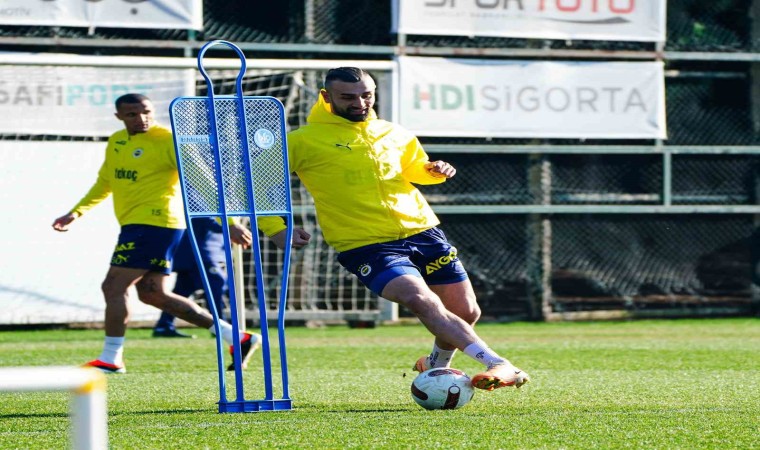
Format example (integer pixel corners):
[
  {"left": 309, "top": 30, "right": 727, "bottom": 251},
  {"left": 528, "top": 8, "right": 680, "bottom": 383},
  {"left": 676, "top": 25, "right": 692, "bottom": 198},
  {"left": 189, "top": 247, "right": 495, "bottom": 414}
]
[{"left": 333, "top": 105, "right": 370, "bottom": 122}]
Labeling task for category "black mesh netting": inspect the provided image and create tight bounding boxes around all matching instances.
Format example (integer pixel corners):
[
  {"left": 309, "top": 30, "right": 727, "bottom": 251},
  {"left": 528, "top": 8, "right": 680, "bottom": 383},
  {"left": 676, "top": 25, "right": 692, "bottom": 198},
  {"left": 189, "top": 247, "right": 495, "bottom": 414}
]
[
  {"left": 435, "top": 214, "right": 754, "bottom": 318},
  {"left": 551, "top": 214, "right": 754, "bottom": 310},
  {"left": 0, "top": 1, "right": 757, "bottom": 320}
]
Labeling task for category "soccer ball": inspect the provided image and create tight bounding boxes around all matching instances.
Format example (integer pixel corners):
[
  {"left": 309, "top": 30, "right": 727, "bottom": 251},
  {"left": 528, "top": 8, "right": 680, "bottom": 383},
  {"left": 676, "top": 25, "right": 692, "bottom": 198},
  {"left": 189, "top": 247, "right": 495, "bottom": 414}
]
[{"left": 410, "top": 368, "right": 475, "bottom": 410}]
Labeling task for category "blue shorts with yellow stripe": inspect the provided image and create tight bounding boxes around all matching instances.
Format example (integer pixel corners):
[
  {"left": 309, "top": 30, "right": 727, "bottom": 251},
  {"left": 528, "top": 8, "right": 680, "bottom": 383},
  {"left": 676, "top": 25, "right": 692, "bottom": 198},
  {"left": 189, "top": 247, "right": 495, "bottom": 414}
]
[
  {"left": 337, "top": 227, "right": 468, "bottom": 296},
  {"left": 110, "top": 224, "right": 184, "bottom": 274}
]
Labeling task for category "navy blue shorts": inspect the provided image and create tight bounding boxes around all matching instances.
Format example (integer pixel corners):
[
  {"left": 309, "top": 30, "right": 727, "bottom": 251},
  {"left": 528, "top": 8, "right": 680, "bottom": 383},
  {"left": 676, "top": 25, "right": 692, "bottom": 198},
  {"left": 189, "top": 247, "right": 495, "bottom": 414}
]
[
  {"left": 337, "top": 227, "right": 468, "bottom": 296},
  {"left": 110, "top": 224, "right": 184, "bottom": 274}
]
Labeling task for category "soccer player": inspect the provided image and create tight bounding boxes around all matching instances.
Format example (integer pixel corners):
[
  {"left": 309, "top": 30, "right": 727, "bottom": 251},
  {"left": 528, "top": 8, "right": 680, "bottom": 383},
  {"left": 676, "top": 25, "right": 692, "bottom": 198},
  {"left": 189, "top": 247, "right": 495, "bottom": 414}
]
[
  {"left": 51, "top": 93, "right": 280, "bottom": 373},
  {"left": 269, "top": 67, "right": 530, "bottom": 391}
]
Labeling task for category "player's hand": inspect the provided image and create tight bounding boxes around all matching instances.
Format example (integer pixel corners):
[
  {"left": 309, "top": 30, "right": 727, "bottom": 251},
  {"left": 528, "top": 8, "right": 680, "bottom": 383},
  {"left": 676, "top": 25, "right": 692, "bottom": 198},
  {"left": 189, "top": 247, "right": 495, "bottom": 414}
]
[
  {"left": 425, "top": 160, "right": 456, "bottom": 179},
  {"left": 292, "top": 228, "right": 312, "bottom": 248},
  {"left": 229, "top": 224, "right": 253, "bottom": 249},
  {"left": 270, "top": 228, "right": 311, "bottom": 250},
  {"left": 52, "top": 213, "right": 78, "bottom": 232}
]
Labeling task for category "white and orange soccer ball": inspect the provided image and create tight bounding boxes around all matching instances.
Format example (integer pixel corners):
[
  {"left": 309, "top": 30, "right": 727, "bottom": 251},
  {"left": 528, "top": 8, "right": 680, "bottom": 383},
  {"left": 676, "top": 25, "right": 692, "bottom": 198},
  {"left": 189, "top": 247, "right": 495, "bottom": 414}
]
[{"left": 410, "top": 368, "right": 475, "bottom": 410}]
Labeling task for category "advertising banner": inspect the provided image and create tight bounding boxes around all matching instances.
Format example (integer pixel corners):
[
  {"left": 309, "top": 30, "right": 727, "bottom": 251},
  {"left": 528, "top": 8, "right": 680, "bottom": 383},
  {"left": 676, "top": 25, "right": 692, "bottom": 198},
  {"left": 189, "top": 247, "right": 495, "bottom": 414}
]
[
  {"left": 0, "top": 64, "right": 194, "bottom": 136},
  {"left": 0, "top": 141, "right": 161, "bottom": 325},
  {"left": 398, "top": 56, "right": 666, "bottom": 139},
  {"left": 392, "top": 0, "right": 666, "bottom": 42},
  {"left": 0, "top": 0, "right": 202, "bottom": 30}
]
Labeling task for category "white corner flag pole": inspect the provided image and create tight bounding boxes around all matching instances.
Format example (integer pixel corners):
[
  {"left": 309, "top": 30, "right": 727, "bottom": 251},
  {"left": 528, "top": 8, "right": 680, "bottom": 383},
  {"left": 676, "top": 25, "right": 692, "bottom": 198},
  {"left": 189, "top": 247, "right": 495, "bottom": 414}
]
[
  {"left": 0, "top": 366, "right": 108, "bottom": 450},
  {"left": 232, "top": 242, "right": 246, "bottom": 330}
]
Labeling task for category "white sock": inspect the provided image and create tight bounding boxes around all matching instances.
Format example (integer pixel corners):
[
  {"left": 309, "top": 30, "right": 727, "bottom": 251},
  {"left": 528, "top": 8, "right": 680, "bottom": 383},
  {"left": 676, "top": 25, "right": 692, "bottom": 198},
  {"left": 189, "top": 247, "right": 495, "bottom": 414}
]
[
  {"left": 428, "top": 344, "right": 457, "bottom": 368},
  {"left": 98, "top": 336, "right": 125, "bottom": 366},
  {"left": 463, "top": 342, "right": 509, "bottom": 368},
  {"left": 209, "top": 321, "right": 237, "bottom": 345}
]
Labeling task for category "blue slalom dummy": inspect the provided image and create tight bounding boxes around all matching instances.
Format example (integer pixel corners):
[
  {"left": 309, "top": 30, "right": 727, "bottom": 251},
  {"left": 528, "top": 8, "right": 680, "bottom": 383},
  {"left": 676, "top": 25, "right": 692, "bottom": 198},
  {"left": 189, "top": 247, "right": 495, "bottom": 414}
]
[{"left": 169, "top": 40, "right": 294, "bottom": 413}]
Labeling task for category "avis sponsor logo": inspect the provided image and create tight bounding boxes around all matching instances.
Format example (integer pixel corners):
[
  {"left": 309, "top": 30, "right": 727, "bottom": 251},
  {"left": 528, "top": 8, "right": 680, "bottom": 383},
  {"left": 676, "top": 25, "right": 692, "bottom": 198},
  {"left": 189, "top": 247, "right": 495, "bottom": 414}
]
[{"left": 425, "top": 250, "right": 458, "bottom": 275}]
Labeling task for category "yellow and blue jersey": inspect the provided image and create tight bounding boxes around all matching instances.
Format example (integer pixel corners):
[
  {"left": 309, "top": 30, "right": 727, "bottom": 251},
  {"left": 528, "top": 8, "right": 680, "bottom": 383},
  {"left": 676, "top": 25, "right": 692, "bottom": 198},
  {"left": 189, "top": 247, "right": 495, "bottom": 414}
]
[{"left": 71, "top": 125, "right": 186, "bottom": 229}]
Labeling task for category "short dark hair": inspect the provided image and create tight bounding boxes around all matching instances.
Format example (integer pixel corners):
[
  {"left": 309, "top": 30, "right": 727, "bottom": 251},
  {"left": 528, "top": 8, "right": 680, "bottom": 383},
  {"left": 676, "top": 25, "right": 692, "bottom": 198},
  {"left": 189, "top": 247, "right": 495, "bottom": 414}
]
[
  {"left": 324, "top": 67, "right": 371, "bottom": 89},
  {"left": 115, "top": 93, "right": 150, "bottom": 109}
]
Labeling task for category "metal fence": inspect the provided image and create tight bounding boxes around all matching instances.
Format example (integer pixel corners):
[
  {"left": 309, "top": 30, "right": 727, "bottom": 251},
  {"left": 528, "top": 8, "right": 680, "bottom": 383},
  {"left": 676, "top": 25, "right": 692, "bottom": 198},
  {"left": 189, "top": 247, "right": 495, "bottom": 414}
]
[{"left": 0, "top": 0, "right": 757, "bottom": 321}]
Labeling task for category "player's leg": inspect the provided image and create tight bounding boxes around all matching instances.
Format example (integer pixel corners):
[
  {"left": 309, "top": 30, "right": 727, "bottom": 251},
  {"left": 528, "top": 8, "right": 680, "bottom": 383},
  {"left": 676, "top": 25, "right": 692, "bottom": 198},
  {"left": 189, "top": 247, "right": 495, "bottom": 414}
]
[
  {"left": 415, "top": 279, "right": 480, "bottom": 370},
  {"left": 152, "top": 269, "right": 196, "bottom": 338},
  {"left": 132, "top": 237, "right": 220, "bottom": 333},
  {"left": 83, "top": 224, "right": 158, "bottom": 373},
  {"left": 137, "top": 272, "right": 216, "bottom": 327},
  {"left": 101, "top": 266, "right": 146, "bottom": 336},
  {"left": 335, "top": 236, "right": 479, "bottom": 358},
  {"left": 153, "top": 230, "right": 195, "bottom": 338},
  {"left": 382, "top": 275, "right": 529, "bottom": 390},
  {"left": 195, "top": 220, "right": 229, "bottom": 321},
  {"left": 421, "top": 227, "right": 528, "bottom": 390},
  {"left": 83, "top": 265, "right": 147, "bottom": 373},
  {"left": 381, "top": 275, "right": 481, "bottom": 352},
  {"left": 137, "top": 271, "right": 259, "bottom": 369},
  {"left": 339, "top": 228, "right": 529, "bottom": 390},
  {"left": 195, "top": 222, "right": 258, "bottom": 370},
  {"left": 407, "top": 227, "right": 478, "bottom": 370}
]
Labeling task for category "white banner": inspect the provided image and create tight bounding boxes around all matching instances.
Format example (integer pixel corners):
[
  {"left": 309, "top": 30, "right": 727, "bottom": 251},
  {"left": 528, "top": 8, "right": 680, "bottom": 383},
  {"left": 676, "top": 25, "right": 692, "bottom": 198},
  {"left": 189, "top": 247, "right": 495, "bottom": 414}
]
[
  {"left": 398, "top": 56, "right": 666, "bottom": 139},
  {"left": 0, "top": 0, "right": 202, "bottom": 30},
  {"left": 0, "top": 142, "right": 163, "bottom": 325},
  {"left": 392, "top": 0, "right": 666, "bottom": 42},
  {"left": 0, "top": 64, "right": 194, "bottom": 136}
]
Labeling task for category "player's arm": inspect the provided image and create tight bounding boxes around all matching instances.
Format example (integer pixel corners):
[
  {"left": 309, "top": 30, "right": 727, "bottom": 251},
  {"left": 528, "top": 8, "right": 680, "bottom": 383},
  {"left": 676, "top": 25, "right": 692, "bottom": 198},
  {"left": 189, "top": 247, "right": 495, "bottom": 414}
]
[
  {"left": 257, "top": 216, "right": 311, "bottom": 249},
  {"left": 269, "top": 227, "right": 311, "bottom": 250},
  {"left": 52, "top": 161, "right": 112, "bottom": 232},
  {"left": 400, "top": 137, "right": 454, "bottom": 184},
  {"left": 222, "top": 216, "right": 309, "bottom": 250}
]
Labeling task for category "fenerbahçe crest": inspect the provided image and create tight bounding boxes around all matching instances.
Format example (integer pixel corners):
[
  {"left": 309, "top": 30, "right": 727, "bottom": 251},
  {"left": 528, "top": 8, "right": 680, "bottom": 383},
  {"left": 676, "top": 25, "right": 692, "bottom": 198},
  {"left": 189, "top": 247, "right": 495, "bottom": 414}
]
[{"left": 358, "top": 264, "right": 372, "bottom": 277}]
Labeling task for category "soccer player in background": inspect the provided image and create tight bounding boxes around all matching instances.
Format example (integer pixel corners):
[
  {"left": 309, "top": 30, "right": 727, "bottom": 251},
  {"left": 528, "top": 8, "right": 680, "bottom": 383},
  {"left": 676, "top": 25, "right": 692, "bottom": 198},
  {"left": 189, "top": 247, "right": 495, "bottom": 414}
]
[
  {"left": 51, "top": 93, "right": 276, "bottom": 373},
  {"left": 273, "top": 67, "right": 530, "bottom": 391}
]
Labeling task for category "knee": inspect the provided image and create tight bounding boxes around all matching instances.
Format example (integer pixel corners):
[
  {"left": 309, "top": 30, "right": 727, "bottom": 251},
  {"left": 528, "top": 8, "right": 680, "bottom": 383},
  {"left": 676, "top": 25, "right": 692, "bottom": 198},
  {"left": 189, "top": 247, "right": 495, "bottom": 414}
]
[
  {"left": 399, "top": 292, "right": 446, "bottom": 318},
  {"left": 462, "top": 299, "right": 481, "bottom": 325},
  {"left": 453, "top": 291, "right": 481, "bottom": 325},
  {"left": 101, "top": 279, "right": 124, "bottom": 303},
  {"left": 135, "top": 279, "right": 165, "bottom": 307}
]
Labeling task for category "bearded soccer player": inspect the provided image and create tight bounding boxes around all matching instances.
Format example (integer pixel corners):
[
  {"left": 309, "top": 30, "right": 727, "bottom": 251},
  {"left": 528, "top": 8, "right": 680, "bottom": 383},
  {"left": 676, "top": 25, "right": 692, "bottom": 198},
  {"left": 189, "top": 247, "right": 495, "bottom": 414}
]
[
  {"left": 51, "top": 93, "right": 288, "bottom": 373},
  {"left": 279, "top": 68, "right": 530, "bottom": 391}
]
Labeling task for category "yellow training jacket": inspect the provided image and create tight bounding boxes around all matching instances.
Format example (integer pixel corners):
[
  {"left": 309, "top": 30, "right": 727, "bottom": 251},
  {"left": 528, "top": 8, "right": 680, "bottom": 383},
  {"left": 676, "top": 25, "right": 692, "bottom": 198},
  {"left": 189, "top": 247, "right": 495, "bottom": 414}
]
[
  {"left": 287, "top": 95, "right": 446, "bottom": 252},
  {"left": 71, "top": 125, "right": 186, "bottom": 229}
]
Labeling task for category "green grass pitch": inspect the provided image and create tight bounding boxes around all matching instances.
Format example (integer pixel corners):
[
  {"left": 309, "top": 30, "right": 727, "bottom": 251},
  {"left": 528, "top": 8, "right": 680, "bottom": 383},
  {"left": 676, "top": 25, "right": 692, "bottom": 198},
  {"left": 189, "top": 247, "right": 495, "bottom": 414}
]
[{"left": 0, "top": 318, "right": 758, "bottom": 449}]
